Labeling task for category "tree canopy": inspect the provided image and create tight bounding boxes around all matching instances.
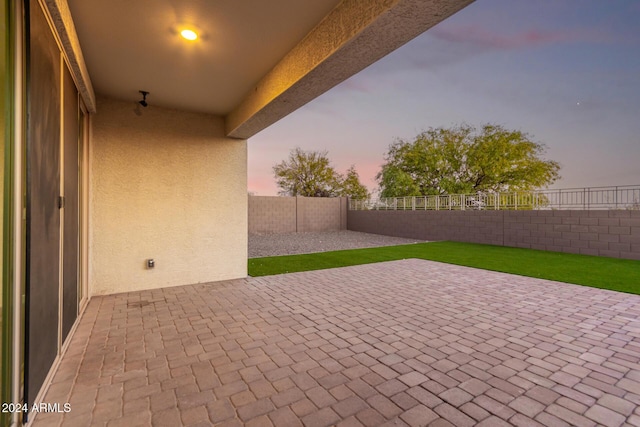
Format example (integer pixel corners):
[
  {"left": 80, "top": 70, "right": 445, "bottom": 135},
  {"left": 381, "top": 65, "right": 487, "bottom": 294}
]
[
  {"left": 340, "top": 166, "right": 370, "bottom": 200},
  {"left": 273, "top": 147, "right": 370, "bottom": 198},
  {"left": 377, "top": 124, "right": 561, "bottom": 197}
]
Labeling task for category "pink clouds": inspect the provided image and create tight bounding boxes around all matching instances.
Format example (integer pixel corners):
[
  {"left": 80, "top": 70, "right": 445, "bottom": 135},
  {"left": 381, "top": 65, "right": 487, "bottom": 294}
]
[
  {"left": 430, "top": 24, "right": 611, "bottom": 50},
  {"left": 339, "top": 78, "right": 375, "bottom": 94},
  {"left": 355, "top": 161, "right": 383, "bottom": 191},
  {"left": 248, "top": 176, "right": 278, "bottom": 196}
]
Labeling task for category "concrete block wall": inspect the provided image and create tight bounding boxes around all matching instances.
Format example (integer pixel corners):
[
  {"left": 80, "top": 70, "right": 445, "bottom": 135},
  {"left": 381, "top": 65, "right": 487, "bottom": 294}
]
[
  {"left": 248, "top": 196, "right": 297, "bottom": 234},
  {"left": 347, "top": 210, "right": 504, "bottom": 245},
  {"left": 249, "top": 196, "right": 347, "bottom": 234},
  {"left": 348, "top": 209, "right": 640, "bottom": 260},
  {"left": 503, "top": 210, "right": 640, "bottom": 259},
  {"left": 297, "top": 197, "right": 347, "bottom": 232}
]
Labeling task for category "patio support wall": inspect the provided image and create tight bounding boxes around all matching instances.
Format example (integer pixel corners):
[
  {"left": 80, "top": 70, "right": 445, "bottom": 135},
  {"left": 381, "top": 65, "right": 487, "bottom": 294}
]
[
  {"left": 348, "top": 210, "right": 640, "bottom": 260},
  {"left": 90, "top": 97, "right": 247, "bottom": 295}
]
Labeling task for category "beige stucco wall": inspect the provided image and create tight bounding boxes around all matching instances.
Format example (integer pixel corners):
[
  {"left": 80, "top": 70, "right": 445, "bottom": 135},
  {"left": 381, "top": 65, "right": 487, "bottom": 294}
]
[{"left": 89, "top": 97, "right": 247, "bottom": 295}]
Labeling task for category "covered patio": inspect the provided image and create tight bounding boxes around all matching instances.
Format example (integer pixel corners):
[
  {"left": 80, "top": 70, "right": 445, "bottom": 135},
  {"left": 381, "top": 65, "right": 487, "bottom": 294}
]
[
  {"left": 32, "top": 260, "right": 640, "bottom": 426},
  {"left": 3, "top": 2, "right": 481, "bottom": 421}
]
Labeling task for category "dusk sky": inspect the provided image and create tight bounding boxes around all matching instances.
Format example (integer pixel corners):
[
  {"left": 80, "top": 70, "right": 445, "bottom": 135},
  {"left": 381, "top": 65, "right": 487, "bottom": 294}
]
[{"left": 248, "top": 0, "right": 640, "bottom": 197}]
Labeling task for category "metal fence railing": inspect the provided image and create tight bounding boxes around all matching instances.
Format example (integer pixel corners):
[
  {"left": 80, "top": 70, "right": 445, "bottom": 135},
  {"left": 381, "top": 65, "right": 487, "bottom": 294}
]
[{"left": 349, "top": 185, "right": 640, "bottom": 211}]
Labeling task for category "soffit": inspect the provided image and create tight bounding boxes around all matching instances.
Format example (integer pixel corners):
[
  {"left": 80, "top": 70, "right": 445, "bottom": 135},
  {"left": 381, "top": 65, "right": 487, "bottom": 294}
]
[{"left": 66, "top": 0, "right": 343, "bottom": 116}]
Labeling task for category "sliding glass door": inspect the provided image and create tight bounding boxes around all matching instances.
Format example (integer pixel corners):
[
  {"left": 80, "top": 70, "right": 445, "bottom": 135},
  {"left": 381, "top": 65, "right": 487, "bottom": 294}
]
[{"left": 1, "top": 0, "right": 12, "bottom": 425}]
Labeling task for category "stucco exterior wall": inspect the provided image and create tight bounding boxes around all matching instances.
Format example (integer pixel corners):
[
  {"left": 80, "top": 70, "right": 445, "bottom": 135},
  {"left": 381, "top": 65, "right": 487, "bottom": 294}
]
[
  {"left": 90, "top": 97, "right": 247, "bottom": 295},
  {"left": 348, "top": 209, "right": 640, "bottom": 260},
  {"left": 248, "top": 196, "right": 347, "bottom": 234}
]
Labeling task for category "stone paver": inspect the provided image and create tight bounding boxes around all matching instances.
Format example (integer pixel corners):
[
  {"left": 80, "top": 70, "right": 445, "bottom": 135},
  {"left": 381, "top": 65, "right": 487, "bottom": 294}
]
[{"left": 31, "top": 259, "right": 640, "bottom": 426}]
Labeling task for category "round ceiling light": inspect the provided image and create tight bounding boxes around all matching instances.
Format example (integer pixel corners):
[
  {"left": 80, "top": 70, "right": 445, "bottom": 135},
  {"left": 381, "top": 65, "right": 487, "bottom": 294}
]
[{"left": 180, "top": 29, "right": 198, "bottom": 41}]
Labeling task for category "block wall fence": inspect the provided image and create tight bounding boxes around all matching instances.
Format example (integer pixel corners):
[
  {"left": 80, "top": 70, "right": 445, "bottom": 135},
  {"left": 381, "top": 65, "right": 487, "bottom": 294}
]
[
  {"left": 347, "top": 209, "right": 640, "bottom": 260},
  {"left": 248, "top": 196, "right": 347, "bottom": 234}
]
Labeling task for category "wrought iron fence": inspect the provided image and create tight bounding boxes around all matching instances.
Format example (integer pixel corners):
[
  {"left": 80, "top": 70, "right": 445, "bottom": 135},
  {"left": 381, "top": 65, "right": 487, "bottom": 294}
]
[{"left": 349, "top": 185, "right": 640, "bottom": 211}]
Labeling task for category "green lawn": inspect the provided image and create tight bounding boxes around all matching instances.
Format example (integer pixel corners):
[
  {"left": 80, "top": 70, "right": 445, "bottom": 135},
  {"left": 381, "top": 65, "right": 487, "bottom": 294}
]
[{"left": 248, "top": 241, "right": 640, "bottom": 295}]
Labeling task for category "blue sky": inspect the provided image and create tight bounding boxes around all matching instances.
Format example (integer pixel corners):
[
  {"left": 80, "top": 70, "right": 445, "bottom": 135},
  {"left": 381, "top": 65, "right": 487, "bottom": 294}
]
[{"left": 248, "top": 0, "right": 640, "bottom": 196}]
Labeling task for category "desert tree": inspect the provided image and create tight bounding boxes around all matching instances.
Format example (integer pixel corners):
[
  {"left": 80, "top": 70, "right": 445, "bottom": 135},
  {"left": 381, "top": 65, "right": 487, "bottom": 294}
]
[
  {"left": 273, "top": 148, "right": 369, "bottom": 198},
  {"left": 377, "top": 124, "right": 560, "bottom": 197}
]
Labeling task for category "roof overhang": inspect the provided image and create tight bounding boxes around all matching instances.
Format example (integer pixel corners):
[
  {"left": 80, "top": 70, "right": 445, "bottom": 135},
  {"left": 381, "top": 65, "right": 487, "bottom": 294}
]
[{"left": 47, "top": 0, "right": 474, "bottom": 139}]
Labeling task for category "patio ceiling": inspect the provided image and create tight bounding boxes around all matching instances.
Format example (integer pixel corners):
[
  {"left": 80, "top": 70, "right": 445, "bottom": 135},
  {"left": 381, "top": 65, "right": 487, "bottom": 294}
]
[{"left": 63, "top": 0, "right": 474, "bottom": 138}]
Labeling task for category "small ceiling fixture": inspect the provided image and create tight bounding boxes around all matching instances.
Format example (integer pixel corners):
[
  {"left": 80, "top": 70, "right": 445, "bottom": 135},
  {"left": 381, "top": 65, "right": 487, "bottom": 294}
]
[
  {"left": 180, "top": 29, "right": 198, "bottom": 41},
  {"left": 138, "top": 90, "right": 149, "bottom": 107}
]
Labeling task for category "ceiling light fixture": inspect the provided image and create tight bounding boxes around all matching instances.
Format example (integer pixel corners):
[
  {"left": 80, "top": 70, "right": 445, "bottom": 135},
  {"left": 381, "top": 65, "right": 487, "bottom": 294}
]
[
  {"left": 138, "top": 90, "right": 149, "bottom": 107},
  {"left": 180, "top": 29, "right": 198, "bottom": 41}
]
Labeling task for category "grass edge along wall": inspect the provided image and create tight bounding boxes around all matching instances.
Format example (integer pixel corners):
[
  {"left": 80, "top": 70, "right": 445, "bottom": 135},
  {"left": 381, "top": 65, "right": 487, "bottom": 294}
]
[{"left": 347, "top": 209, "right": 640, "bottom": 261}]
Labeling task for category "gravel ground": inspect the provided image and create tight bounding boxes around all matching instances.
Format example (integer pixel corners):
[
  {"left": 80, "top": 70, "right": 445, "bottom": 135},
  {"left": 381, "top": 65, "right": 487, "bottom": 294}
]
[{"left": 249, "top": 230, "right": 426, "bottom": 258}]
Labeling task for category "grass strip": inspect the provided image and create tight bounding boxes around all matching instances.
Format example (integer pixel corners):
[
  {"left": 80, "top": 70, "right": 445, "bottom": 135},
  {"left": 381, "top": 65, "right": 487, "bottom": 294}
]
[{"left": 248, "top": 241, "right": 640, "bottom": 295}]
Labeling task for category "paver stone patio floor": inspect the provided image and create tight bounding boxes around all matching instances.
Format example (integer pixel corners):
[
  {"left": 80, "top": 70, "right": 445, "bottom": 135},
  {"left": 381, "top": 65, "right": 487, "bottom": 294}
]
[{"left": 32, "top": 259, "right": 640, "bottom": 426}]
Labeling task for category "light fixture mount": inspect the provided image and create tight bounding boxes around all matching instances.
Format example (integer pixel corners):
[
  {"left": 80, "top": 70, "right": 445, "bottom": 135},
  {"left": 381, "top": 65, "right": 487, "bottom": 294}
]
[{"left": 138, "top": 90, "right": 149, "bottom": 107}]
